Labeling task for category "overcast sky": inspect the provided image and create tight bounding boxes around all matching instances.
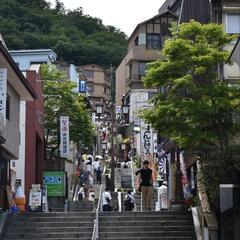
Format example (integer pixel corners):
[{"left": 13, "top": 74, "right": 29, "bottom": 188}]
[{"left": 48, "top": 0, "right": 166, "bottom": 36}]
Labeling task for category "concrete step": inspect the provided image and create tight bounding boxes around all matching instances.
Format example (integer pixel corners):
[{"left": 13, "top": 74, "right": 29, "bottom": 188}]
[
  {"left": 9, "top": 216, "right": 93, "bottom": 222},
  {"left": 98, "top": 237, "right": 194, "bottom": 240},
  {"left": 99, "top": 231, "right": 195, "bottom": 238},
  {"left": 99, "top": 225, "right": 194, "bottom": 232},
  {"left": 6, "top": 226, "right": 93, "bottom": 233},
  {"left": 9, "top": 221, "right": 93, "bottom": 228},
  {"left": 99, "top": 210, "right": 191, "bottom": 216},
  {"left": 4, "top": 239, "right": 91, "bottom": 240},
  {"left": 13, "top": 212, "right": 94, "bottom": 217},
  {"left": 4, "top": 232, "right": 93, "bottom": 238},
  {"left": 99, "top": 219, "right": 193, "bottom": 226}
]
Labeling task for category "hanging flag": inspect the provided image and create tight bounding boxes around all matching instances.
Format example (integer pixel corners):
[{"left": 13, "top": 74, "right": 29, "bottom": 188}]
[{"left": 60, "top": 116, "right": 69, "bottom": 157}]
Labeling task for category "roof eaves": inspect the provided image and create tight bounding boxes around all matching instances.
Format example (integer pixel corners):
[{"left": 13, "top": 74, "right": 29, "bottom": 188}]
[{"left": 0, "top": 41, "right": 37, "bottom": 99}]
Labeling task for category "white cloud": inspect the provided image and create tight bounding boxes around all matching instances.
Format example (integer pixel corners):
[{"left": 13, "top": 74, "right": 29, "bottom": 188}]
[{"left": 48, "top": 0, "right": 165, "bottom": 36}]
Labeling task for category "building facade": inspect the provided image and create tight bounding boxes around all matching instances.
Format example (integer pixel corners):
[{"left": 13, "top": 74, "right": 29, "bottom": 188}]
[
  {"left": 78, "top": 64, "right": 112, "bottom": 120},
  {"left": 10, "top": 49, "right": 56, "bottom": 203},
  {"left": 0, "top": 41, "right": 36, "bottom": 211}
]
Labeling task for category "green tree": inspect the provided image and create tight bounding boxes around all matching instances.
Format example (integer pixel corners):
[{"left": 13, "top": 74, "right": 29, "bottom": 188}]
[
  {"left": 0, "top": 0, "right": 127, "bottom": 68},
  {"left": 143, "top": 21, "right": 240, "bottom": 199},
  {"left": 41, "top": 64, "right": 94, "bottom": 160}
]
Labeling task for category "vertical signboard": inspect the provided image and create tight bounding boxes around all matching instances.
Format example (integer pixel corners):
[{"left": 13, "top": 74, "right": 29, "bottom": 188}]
[
  {"left": 0, "top": 68, "right": 7, "bottom": 125},
  {"left": 140, "top": 121, "right": 153, "bottom": 162},
  {"left": 60, "top": 116, "right": 69, "bottom": 157},
  {"left": 79, "top": 80, "right": 86, "bottom": 93},
  {"left": 140, "top": 120, "right": 157, "bottom": 182}
]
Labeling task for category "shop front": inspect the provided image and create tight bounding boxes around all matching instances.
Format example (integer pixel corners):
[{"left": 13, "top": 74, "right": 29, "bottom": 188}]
[{"left": 0, "top": 150, "right": 12, "bottom": 211}]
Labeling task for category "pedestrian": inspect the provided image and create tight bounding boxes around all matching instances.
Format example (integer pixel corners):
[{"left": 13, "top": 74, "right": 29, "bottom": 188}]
[
  {"left": 96, "top": 167, "right": 102, "bottom": 184},
  {"left": 102, "top": 188, "right": 112, "bottom": 211},
  {"left": 88, "top": 186, "right": 95, "bottom": 202},
  {"left": 135, "top": 160, "right": 153, "bottom": 211},
  {"left": 77, "top": 185, "right": 85, "bottom": 201},
  {"left": 124, "top": 190, "right": 135, "bottom": 211},
  {"left": 158, "top": 181, "right": 168, "bottom": 210}
]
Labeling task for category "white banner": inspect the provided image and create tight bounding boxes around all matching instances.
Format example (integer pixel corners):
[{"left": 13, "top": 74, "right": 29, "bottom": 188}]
[
  {"left": 60, "top": 116, "right": 69, "bottom": 157},
  {"left": 140, "top": 120, "right": 153, "bottom": 162},
  {"left": 0, "top": 68, "right": 7, "bottom": 126}
]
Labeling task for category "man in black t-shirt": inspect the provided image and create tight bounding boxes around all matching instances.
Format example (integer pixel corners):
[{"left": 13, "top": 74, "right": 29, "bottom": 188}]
[{"left": 135, "top": 160, "right": 153, "bottom": 211}]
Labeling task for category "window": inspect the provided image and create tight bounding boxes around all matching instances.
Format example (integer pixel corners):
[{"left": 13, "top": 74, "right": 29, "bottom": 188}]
[
  {"left": 146, "top": 34, "right": 161, "bottom": 49},
  {"left": 104, "top": 87, "right": 111, "bottom": 95},
  {"left": 88, "top": 85, "right": 94, "bottom": 93},
  {"left": 138, "top": 62, "right": 147, "bottom": 77},
  {"left": 6, "top": 94, "right": 10, "bottom": 120},
  {"left": 226, "top": 14, "right": 240, "bottom": 34},
  {"left": 84, "top": 70, "right": 94, "bottom": 79},
  {"left": 138, "top": 33, "right": 146, "bottom": 45}
]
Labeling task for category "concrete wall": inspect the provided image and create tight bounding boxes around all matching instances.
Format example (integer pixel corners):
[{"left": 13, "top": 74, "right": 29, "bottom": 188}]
[
  {"left": 116, "top": 58, "right": 128, "bottom": 106},
  {"left": 11, "top": 101, "right": 26, "bottom": 192},
  {"left": 3, "top": 82, "right": 20, "bottom": 159}
]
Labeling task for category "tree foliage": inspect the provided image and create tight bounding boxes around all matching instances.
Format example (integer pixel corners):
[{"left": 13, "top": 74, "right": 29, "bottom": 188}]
[
  {"left": 42, "top": 64, "right": 94, "bottom": 160},
  {"left": 0, "top": 0, "right": 127, "bottom": 68},
  {"left": 143, "top": 21, "right": 240, "bottom": 197}
]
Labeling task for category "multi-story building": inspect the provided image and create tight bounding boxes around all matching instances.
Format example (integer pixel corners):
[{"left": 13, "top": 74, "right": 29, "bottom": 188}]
[
  {"left": 0, "top": 41, "right": 37, "bottom": 211},
  {"left": 10, "top": 49, "right": 56, "bottom": 204},
  {"left": 116, "top": 11, "right": 177, "bottom": 160},
  {"left": 78, "top": 64, "right": 112, "bottom": 120}
]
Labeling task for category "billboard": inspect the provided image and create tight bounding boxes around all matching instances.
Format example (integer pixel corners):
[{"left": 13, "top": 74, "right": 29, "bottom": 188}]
[{"left": 43, "top": 171, "right": 65, "bottom": 197}]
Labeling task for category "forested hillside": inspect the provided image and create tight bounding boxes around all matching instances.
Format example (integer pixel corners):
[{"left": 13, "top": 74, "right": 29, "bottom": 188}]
[{"left": 0, "top": 0, "right": 128, "bottom": 67}]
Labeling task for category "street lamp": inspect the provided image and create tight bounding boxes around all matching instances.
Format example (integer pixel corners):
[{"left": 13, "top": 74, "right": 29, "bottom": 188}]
[
  {"left": 96, "top": 104, "right": 103, "bottom": 122},
  {"left": 122, "top": 105, "right": 129, "bottom": 124}
]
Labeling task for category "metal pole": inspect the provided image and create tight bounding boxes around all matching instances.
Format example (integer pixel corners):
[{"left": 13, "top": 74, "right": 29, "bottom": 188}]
[
  {"left": 110, "top": 105, "right": 115, "bottom": 192},
  {"left": 177, "top": 0, "right": 185, "bottom": 31}
]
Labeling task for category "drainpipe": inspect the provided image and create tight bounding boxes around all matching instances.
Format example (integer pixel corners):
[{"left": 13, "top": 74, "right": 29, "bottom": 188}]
[
  {"left": 177, "top": 0, "right": 185, "bottom": 31},
  {"left": 209, "top": 0, "right": 213, "bottom": 22}
]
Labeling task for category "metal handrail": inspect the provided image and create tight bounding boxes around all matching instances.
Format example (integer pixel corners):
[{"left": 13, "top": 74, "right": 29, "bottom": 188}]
[{"left": 92, "top": 166, "right": 106, "bottom": 240}]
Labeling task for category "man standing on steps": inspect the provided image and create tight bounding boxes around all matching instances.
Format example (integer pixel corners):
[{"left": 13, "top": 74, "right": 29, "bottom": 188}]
[
  {"left": 135, "top": 160, "right": 153, "bottom": 211},
  {"left": 102, "top": 188, "right": 112, "bottom": 211}
]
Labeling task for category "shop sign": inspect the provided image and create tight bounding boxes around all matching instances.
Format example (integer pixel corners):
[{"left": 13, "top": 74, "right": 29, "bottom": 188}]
[
  {"left": 60, "top": 116, "right": 69, "bottom": 157},
  {"left": 79, "top": 80, "right": 86, "bottom": 93},
  {"left": 29, "top": 184, "right": 42, "bottom": 211},
  {"left": 43, "top": 171, "right": 65, "bottom": 197},
  {"left": 140, "top": 121, "right": 153, "bottom": 161}
]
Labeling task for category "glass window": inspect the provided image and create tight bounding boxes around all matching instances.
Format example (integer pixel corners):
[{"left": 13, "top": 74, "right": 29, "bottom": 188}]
[
  {"left": 227, "top": 14, "right": 240, "bottom": 34},
  {"left": 139, "top": 62, "right": 147, "bottom": 77},
  {"left": 84, "top": 70, "right": 94, "bottom": 79},
  {"left": 146, "top": 34, "right": 161, "bottom": 49}
]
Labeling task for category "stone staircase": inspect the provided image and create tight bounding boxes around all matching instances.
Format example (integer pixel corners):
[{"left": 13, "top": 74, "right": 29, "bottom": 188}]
[
  {"left": 134, "top": 188, "right": 158, "bottom": 211},
  {"left": 68, "top": 200, "right": 94, "bottom": 212},
  {"left": 2, "top": 212, "right": 94, "bottom": 240},
  {"left": 98, "top": 211, "right": 196, "bottom": 240}
]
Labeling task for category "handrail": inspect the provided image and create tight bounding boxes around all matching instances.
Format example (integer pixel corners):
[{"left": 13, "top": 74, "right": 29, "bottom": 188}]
[
  {"left": 92, "top": 166, "right": 106, "bottom": 240},
  {"left": 130, "top": 159, "right": 136, "bottom": 194},
  {"left": 118, "top": 191, "right": 122, "bottom": 212}
]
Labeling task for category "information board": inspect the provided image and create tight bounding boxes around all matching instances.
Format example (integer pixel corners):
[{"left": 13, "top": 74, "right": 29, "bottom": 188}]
[{"left": 43, "top": 171, "right": 65, "bottom": 197}]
